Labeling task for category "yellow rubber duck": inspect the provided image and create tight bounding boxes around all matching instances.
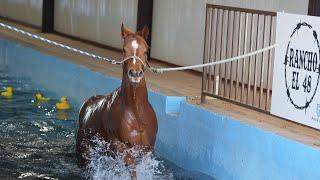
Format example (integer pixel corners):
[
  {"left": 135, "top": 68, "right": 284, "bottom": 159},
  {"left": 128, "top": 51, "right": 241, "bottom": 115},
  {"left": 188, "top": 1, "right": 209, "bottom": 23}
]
[
  {"left": 56, "top": 96, "right": 70, "bottom": 110},
  {"left": 1, "top": 87, "right": 13, "bottom": 99},
  {"left": 35, "top": 93, "right": 51, "bottom": 102}
]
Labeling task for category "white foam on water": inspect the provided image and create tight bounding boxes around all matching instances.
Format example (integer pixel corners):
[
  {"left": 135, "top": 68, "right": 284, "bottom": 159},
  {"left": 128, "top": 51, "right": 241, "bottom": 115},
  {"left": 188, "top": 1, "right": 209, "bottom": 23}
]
[
  {"left": 33, "top": 121, "right": 54, "bottom": 132},
  {"left": 18, "top": 172, "right": 57, "bottom": 180},
  {"left": 85, "top": 137, "right": 173, "bottom": 180}
]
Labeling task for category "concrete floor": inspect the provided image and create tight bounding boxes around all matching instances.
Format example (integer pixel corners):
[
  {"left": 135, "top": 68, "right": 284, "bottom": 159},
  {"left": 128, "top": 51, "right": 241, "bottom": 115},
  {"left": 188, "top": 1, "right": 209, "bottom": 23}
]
[{"left": 0, "top": 18, "right": 319, "bottom": 149}]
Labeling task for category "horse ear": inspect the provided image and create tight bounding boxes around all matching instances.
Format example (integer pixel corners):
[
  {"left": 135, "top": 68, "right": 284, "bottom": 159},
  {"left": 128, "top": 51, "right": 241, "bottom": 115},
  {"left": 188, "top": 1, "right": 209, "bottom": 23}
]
[
  {"left": 137, "top": 25, "right": 149, "bottom": 40},
  {"left": 121, "top": 23, "right": 133, "bottom": 39}
]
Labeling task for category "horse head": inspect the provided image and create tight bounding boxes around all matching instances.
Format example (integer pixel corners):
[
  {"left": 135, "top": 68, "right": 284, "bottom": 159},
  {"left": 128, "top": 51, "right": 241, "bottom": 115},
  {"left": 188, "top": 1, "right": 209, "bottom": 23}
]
[{"left": 121, "top": 24, "right": 149, "bottom": 84}]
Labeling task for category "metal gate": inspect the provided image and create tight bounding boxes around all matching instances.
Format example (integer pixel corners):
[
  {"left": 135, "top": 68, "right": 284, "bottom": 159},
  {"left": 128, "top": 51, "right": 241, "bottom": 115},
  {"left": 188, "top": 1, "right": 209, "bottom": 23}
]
[{"left": 201, "top": 4, "right": 277, "bottom": 112}]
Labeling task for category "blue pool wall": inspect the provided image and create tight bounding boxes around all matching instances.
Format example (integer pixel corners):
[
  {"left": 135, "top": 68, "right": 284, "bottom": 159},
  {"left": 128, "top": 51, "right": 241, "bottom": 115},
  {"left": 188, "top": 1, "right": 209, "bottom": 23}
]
[{"left": 1, "top": 38, "right": 320, "bottom": 180}]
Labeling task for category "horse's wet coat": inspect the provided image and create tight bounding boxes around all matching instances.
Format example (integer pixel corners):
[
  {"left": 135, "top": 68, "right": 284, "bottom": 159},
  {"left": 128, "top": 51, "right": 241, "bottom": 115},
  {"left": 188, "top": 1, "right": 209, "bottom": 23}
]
[
  {"left": 81, "top": 88, "right": 120, "bottom": 124},
  {"left": 76, "top": 24, "right": 157, "bottom": 179}
]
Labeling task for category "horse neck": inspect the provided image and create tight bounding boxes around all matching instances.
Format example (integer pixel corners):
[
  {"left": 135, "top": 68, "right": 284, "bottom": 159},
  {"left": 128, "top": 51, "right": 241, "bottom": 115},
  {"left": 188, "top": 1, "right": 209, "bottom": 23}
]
[{"left": 120, "top": 75, "right": 148, "bottom": 108}]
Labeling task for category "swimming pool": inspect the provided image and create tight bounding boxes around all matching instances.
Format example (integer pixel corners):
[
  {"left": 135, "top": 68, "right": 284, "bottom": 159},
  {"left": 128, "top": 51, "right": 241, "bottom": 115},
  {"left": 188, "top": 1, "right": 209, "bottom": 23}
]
[
  {"left": 1, "top": 37, "right": 320, "bottom": 180},
  {"left": 0, "top": 60, "right": 213, "bottom": 179}
]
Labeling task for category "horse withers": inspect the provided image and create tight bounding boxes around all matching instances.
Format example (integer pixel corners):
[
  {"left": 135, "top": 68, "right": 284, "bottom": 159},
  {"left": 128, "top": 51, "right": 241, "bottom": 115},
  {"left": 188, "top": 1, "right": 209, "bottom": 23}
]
[{"left": 76, "top": 24, "right": 158, "bottom": 179}]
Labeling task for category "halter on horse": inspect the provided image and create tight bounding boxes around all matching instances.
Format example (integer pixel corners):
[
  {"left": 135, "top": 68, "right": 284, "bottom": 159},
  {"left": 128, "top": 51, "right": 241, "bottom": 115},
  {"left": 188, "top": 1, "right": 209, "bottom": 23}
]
[{"left": 76, "top": 24, "right": 158, "bottom": 179}]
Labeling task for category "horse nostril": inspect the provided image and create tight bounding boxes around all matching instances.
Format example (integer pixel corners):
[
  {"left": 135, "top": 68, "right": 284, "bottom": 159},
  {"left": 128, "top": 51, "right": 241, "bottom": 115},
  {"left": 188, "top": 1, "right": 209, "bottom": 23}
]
[
  {"left": 128, "top": 69, "right": 138, "bottom": 77},
  {"left": 138, "top": 70, "right": 144, "bottom": 77},
  {"left": 128, "top": 70, "right": 135, "bottom": 77},
  {"left": 128, "top": 70, "right": 144, "bottom": 78}
]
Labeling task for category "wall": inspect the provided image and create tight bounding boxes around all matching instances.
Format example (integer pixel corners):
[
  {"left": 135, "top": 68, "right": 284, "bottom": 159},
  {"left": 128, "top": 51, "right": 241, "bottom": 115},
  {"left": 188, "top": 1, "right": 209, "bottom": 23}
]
[
  {"left": 54, "top": 0, "right": 138, "bottom": 49},
  {"left": 0, "top": 0, "right": 309, "bottom": 69},
  {"left": 0, "top": 0, "right": 42, "bottom": 27},
  {"left": 151, "top": 0, "right": 309, "bottom": 69},
  {"left": 1, "top": 37, "right": 320, "bottom": 180}
]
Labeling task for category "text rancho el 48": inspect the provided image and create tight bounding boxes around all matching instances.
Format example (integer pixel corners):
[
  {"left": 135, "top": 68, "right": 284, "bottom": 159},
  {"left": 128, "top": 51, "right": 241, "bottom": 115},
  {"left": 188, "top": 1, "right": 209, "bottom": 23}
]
[
  {"left": 284, "top": 22, "right": 320, "bottom": 110},
  {"left": 271, "top": 12, "right": 320, "bottom": 130}
]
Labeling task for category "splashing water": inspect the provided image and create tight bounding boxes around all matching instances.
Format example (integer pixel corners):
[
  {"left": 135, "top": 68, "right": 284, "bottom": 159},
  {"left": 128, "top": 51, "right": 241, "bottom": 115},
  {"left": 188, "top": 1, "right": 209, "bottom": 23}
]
[{"left": 85, "top": 137, "right": 174, "bottom": 180}]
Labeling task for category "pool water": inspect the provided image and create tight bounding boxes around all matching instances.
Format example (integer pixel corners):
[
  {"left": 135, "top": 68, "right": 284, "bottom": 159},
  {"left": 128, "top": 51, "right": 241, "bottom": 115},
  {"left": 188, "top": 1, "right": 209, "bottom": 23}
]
[
  {"left": 0, "top": 67, "right": 214, "bottom": 180},
  {"left": 0, "top": 68, "right": 81, "bottom": 179}
]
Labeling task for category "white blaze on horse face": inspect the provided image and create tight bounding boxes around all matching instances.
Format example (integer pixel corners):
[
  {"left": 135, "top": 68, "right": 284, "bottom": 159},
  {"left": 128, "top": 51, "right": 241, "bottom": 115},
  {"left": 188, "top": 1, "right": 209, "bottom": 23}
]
[
  {"left": 128, "top": 39, "right": 144, "bottom": 83},
  {"left": 131, "top": 40, "right": 139, "bottom": 64}
]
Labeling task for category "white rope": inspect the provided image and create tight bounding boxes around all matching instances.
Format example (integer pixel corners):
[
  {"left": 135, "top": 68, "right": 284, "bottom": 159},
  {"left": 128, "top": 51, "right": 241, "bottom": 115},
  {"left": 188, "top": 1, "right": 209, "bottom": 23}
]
[
  {"left": 0, "top": 22, "right": 122, "bottom": 65},
  {"left": 0, "top": 21, "right": 279, "bottom": 74},
  {"left": 149, "top": 43, "right": 278, "bottom": 73}
]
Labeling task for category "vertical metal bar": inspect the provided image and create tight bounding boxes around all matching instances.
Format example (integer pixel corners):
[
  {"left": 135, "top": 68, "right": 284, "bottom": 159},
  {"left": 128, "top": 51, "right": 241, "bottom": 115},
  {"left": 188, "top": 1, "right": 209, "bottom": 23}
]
[
  {"left": 208, "top": 8, "right": 217, "bottom": 93},
  {"left": 246, "top": 14, "right": 255, "bottom": 104},
  {"left": 235, "top": 12, "right": 243, "bottom": 101},
  {"left": 218, "top": 10, "right": 225, "bottom": 96},
  {"left": 253, "top": 15, "right": 260, "bottom": 107},
  {"left": 266, "top": 16, "right": 275, "bottom": 110},
  {"left": 201, "top": 6, "right": 211, "bottom": 104},
  {"left": 211, "top": 9, "right": 218, "bottom": 93},
  {"left": 214, "top": 9, "right": 222, "bottom": 96},
  {"left": 259, "top": 15, "right": 268, "bottom": 109},
  {"left": 240, "top": 13, "right": 249, "bottom": 102},
  {"left": 224, "top": 10, "right": 230, "bottom": 97},
  {"left": 212, "top": 9, "right": 219, "bottom": 93},
  {"left": 229, "top": 11, "right": 236, "bottom": 99},
  {"left": 207, "top": 8, "right": 213, "bottom": 93}
]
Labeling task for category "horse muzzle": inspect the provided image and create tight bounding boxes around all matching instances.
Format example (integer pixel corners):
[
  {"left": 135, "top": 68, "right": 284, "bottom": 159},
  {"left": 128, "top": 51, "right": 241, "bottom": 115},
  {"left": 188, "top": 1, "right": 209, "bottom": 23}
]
[{"left": 128, "top": 69, "right": 144, "bottom": 83}]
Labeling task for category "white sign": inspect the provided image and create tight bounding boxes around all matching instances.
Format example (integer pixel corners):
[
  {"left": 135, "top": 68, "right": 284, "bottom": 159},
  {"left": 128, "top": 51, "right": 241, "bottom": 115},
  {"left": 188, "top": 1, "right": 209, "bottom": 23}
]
[{"left": 271, "top": 12, "right": 320, "bottom": 130}]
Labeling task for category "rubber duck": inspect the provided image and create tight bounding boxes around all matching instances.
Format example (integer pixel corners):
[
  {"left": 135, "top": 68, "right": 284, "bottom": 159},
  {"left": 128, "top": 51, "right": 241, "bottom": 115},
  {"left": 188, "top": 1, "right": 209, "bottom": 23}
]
[
  {"left": 1, "top": 86, "right": 13, "bottom": 98},
  {"left": 35, "top": 93, "right": 51, "bottom": 102},
  {"left": 56, "top": 96, "right": 70, "bottom": 110}
]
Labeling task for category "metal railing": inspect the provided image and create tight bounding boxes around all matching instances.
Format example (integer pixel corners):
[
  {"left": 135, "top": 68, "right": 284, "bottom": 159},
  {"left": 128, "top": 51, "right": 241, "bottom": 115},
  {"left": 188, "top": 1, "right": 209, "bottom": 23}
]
[{"left": 201, "top": 4, "right": 277, "bottom": 112}]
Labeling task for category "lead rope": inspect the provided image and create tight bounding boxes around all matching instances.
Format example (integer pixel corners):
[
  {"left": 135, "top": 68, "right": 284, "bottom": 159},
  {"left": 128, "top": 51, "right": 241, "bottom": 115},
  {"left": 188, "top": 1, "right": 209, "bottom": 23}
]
[
  {"left": 149, "top": 43, "right": 279, "bottom": 73},
  {"left": 0, "top": 22, "right": 122, "bottom": 65},
  {"left": 0, "top": 22, "right": 280, "bottom": 74}
]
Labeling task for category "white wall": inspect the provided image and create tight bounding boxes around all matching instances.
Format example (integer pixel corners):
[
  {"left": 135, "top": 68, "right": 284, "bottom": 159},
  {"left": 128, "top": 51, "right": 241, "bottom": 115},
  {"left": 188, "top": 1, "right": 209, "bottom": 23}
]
[
  {"left": 0, "top": 0, "right": 42, "bottom": 27},
  {"left": 151, "top": 0, "right": 309, "bottom": 68},
  {"left": 54, "top": 0, "right": 138, "bottom": 49},
  {"left": 0, "top": 0, "right": 309, "bottom": 68}
]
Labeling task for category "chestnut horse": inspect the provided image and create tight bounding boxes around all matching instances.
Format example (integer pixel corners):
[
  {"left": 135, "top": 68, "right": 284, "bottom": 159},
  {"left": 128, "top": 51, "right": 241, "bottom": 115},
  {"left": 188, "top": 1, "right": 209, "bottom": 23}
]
[{"left": 76, "top": 24, "right": 158, "bottom": 178}]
